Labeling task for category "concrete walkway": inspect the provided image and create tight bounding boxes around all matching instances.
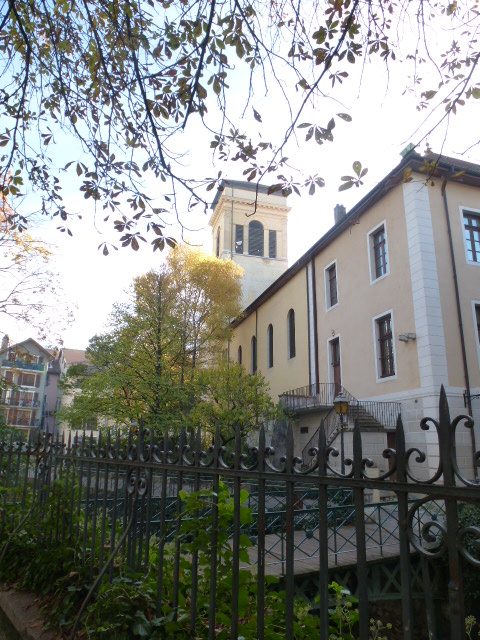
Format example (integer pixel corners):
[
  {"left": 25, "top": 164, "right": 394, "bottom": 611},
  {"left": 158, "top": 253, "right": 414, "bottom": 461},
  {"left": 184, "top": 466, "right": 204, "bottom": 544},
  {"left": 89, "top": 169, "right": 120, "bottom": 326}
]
[{"left": 0, "top": 588, "right": 56, "bottom": 640}]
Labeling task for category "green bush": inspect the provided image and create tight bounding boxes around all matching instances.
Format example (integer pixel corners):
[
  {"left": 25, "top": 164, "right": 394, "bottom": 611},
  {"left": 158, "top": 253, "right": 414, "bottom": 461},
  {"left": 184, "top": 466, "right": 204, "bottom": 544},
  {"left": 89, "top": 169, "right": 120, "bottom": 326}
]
[
  {"left": 458, "top": 502, "right": 480, "bottom": 615},
  {"left": 0, "top": 480, "right": 381, "bottom": 639}
]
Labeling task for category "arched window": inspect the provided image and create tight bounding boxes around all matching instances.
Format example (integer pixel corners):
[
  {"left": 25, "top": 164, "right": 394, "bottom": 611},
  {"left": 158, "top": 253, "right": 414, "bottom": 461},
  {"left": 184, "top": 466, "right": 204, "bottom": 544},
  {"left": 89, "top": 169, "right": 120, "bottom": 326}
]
[
  {"left": 248, "top": 221, "right": 264, "bottom": 256},
  {"left": 251, "top": 336, "right": 257, "bottom": 373},
  {"left": 267, "top": 324, "right": 273, "bottom": 368},
  {"left": 216, "top": 227, "right": 220, "bottom": 257},
  {"left": 238, "top": 345, "right": 242, "bottom": 365},
  {"left": 287, "top": 309, "right": 296, "bottom": 359}
]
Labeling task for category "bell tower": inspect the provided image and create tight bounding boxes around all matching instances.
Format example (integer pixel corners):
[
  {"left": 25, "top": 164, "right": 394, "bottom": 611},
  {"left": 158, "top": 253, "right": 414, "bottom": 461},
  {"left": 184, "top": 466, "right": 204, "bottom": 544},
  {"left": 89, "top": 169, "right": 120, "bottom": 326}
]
[{"left": 209, "top": 180, "right": 290, "bottom": 308}]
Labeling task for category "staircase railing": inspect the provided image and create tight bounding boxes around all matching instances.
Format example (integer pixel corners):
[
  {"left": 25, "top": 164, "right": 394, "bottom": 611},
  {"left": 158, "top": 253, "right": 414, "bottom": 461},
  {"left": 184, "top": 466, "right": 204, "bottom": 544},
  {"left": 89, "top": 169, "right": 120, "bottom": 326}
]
[
  {"left": 301, "top": 409, "right": 337, "bottom": 464},
  {"left": 298, "top": 385, "right": 401, "bottom": 463},
  {"left": 279, "top": 382, "right": 338, "bottom": 412},
  {"left": 347, "top": 400, "right": 400, "bottom": 430}
]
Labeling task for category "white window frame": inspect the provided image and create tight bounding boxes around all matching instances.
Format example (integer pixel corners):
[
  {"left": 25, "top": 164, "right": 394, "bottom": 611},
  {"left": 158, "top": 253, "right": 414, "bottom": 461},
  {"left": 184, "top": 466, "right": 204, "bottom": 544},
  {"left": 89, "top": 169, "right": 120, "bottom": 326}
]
[
  {"left": 367, "top": 220, "right": 390, "bottom": 284},
  {"left": 324, "top": 260, "right": 339, "bottom": 311},
  {"left": 460, "top": 207, "right": 480, "bottom": 267},
  {"left": 372, "top": 309, "right": 397, "bottom": 383},
  {"left": 472, "top": 300, "right": 480, "bottom": 369}
]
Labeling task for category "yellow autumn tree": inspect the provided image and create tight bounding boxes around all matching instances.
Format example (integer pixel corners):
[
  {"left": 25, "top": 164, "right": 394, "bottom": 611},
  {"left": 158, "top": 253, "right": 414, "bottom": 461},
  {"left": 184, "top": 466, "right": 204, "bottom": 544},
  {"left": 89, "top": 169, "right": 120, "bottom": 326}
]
[{"left": 61, "top": 246, "right": 245, "bottom": 432}]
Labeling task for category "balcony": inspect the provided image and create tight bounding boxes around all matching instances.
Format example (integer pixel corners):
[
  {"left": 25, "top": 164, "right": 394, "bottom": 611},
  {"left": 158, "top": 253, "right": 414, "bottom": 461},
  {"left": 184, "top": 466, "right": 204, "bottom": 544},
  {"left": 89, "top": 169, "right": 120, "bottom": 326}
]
[
  {"left": 8, "top": 420, "right": 40, "bottom": 428},
  {"left": 279, "top": 382, "right": 337, "bottom": 413},
  {"left": 1, "top": 359, "right": 45, "bottom": 372},
  {"left": 1, "top": 398, "right": 40, "bottom": 408}
]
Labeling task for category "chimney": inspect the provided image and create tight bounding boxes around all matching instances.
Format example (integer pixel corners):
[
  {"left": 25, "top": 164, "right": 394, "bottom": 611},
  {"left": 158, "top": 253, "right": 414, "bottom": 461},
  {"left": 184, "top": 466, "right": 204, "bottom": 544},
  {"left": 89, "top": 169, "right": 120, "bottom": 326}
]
[
  {"left": 1, "top": 334, "right": 8, "bottom": 351},
  {"left": 334, "top": 204, "right": 347, "bottom": 224}
]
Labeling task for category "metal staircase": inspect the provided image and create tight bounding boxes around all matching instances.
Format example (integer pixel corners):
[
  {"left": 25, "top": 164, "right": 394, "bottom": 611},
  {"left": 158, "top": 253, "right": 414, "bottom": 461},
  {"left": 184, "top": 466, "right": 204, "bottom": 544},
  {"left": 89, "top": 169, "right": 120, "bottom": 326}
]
[{"left": 287, "top": 384, "right": 401, "bottom": 464}]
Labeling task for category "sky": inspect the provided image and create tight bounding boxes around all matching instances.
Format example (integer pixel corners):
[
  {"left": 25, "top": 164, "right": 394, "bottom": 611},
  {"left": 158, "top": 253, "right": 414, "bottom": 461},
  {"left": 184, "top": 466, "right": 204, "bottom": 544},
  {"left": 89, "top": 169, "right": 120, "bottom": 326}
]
[{"left": 3, "top": 6, "right": 480, "bottom": 349}]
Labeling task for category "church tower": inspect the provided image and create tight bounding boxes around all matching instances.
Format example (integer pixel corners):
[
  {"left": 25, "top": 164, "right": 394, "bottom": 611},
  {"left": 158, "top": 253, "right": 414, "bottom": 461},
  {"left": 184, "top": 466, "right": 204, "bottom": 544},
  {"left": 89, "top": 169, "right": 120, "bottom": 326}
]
[{"left": 209, "top": 180, "right": 290, "bottom": 309}]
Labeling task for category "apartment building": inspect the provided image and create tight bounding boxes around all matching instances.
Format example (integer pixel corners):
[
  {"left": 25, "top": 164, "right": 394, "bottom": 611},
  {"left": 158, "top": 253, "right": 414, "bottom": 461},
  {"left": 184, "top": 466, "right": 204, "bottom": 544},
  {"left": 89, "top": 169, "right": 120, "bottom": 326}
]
[
  {"left": 0, "top": 338, "right": 53, "bottom": 434},
  {"left": 218, "top": 151, "right": 480, "bottom": 479}
]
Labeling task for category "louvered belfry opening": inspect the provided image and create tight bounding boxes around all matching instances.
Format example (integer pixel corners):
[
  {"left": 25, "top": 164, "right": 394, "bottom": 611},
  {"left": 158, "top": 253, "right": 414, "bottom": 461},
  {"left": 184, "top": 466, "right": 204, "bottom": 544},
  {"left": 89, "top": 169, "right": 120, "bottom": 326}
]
[{"left": 248, "top": 221, "right": 264, "bottom": 256}]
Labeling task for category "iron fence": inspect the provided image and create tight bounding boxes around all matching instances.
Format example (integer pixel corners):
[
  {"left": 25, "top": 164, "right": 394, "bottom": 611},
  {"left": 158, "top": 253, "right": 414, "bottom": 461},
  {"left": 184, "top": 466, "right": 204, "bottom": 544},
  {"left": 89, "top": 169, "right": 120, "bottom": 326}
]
[{"left": 0, "top": 387, "right": 479, "bottom": 639}]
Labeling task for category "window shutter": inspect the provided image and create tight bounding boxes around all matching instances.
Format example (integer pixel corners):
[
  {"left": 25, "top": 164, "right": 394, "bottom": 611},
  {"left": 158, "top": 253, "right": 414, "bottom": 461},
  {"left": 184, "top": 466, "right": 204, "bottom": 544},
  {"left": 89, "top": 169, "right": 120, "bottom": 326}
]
[
  {"left": 269, "top": 230, "right": 277, "bottom": 258},
  {"left": 235, "top": 225, "right": 244, "bottom": 254},
  {"left": 248, "top": 221, "right": 264, "bottom": 256}
]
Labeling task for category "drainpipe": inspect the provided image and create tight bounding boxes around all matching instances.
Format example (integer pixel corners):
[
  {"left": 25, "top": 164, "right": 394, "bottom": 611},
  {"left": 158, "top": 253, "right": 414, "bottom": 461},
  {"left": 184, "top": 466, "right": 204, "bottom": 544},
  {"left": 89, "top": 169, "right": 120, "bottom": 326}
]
[
  {"left": 311, "top": 258, "right": 320, "bottom": 393},
  {"left": 442, "top": 179, "right": 478, "bottom": 478},
  {"left": 231, "top": 186, "right": 234, "bottom": 258}
]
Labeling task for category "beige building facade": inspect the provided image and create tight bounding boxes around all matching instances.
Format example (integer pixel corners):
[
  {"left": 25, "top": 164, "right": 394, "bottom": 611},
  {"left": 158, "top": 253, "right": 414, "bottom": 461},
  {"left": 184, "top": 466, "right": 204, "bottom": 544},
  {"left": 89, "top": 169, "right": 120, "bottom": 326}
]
[{"left": 227, "top": 152, "right": 480, "bottom": 479}]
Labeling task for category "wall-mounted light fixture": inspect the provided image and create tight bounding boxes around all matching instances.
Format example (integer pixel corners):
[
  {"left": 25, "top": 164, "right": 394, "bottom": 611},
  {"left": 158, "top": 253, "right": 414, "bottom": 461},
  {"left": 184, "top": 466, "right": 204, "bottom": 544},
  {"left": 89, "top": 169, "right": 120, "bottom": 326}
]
[{"left": 398, "top": 333, "right": 416, "bottom": 342}]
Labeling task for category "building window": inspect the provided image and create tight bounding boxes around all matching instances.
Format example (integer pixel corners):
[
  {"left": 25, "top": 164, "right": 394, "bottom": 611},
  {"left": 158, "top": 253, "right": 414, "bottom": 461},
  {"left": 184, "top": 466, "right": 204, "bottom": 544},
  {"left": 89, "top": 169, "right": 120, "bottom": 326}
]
[
  {"left": 20, "top": 373, "right": 36, "bottom": 387},
  {"left": 267, "top": 324, "right": 273, "bottom": 368},
  {"left": 238, "top": 345, "right": 242, "bottom": 364},
  {"left": 216, "top": 227, "right": 220, "bottom": 258},
  {"left": 269, "top": 230, "right": 277, "bottom": 258},
  {"left": 474, "top": 303, "right": 480, "bottom": 368},
  {"left": 325, "top": 262, "right": 338, "bottom": 308},
  {"left": 287, "top": 309, "right": 296, "bottom": 359},
  {"left": 251, "top": 336, "right": 257, "bottom": 373},
  {"left": 368, "top": 223, "right": 389, "bottom": 281},
  {"left": 463, "top": 211, "right": 480, "bottom": 263},
  {"left": 235, "top": 225, "right": 244, "bottom": 254},
  {"left": 248, "top": 221, "right": 264, "bottom": 256},
  {"left": 376, "top": 314, "right": 395, "bottom": 378}
]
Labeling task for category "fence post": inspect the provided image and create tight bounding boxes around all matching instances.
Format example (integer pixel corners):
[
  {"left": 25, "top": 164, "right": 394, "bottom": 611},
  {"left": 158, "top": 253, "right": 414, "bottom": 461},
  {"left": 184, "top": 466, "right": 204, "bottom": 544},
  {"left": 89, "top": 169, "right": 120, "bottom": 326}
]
[
  {"left": 438, "top": 386, "right": 465, "bottom": 638},
  {"left": 395, "top": 414, "right": 414, "bottom": 640},
  {"left": 352, "top": 419, "right": 369, "bottom": 640},
  {"left": 317, "top": 418, "right": 329, "bottom": 640}
]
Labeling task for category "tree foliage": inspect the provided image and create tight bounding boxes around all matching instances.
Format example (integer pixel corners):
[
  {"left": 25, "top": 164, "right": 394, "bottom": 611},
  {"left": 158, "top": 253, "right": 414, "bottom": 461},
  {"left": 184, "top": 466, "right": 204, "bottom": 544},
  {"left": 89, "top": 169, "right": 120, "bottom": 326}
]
[
  {"left": 1, "top": 1, "right": 479, "bottom": 251},
  {"left": 59, "top": 246, "right": 276, "bottom": 435},
  {"left": 0, "top": 196, "right": 73, "bottom": 341}
]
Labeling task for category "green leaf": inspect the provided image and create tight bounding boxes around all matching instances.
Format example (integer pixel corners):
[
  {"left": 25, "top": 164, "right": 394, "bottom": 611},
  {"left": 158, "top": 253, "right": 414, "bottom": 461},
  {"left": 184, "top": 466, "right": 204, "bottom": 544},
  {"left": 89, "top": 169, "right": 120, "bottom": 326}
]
[
  {"left": 239, "top": 533, "right": 253, "bottom": 548},
  {"left": 236, "top": 40, "right": 245, "bottom": 58},
  {"left": 337, "top": 112, "right": 352, "bottom": 122},
  {"left": 352, "top": 161, "right": 362, "bottom": 176}
]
